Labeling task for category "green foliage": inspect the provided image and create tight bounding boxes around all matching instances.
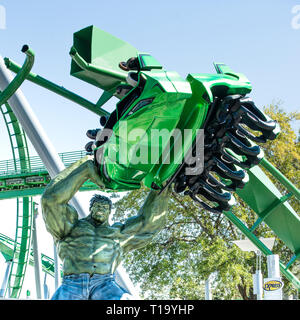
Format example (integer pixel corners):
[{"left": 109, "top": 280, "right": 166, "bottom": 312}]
[{"left": 112, "top": 104, "right": 299, "bottom": 300}]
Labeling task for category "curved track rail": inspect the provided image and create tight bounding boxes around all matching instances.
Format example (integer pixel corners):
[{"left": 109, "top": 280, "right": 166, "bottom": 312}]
[
  {"left": 0, "top": 233, "right": 57, "bottom": 278},
  {"left": 0, "top": 101, "right": 33, "bottom": 298}
]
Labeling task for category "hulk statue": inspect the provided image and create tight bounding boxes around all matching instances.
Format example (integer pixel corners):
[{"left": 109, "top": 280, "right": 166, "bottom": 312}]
[{"left": 41, "top": 155, "right": 171, "bottom": 300}]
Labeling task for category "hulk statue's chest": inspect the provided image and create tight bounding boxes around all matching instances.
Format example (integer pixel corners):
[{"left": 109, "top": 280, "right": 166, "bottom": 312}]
[
  {"left": 69, "top": 219, "right": 123, "bottom": 241},
  {"left": 57, "top": 220, "right": 125, "bottom": 260},
  {"left": 56, "top": 220, "right": 127, "bottom": 268}
]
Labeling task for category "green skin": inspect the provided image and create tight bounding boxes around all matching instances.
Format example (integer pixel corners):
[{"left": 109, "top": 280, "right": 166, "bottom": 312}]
[{"left": 41, "top": 155, "right": 171, "bottom": 276}]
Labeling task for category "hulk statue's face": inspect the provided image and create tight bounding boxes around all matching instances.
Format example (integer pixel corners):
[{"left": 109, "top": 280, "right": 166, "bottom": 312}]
[{"left": 90, "top": 201, "right": 111, "bottom": 225}]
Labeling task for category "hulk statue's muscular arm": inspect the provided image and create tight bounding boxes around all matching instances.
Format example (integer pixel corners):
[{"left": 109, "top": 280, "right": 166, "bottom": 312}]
[
  {"left": 41, "top": 156, "right": 105, "bottom": 241},
  {"left": 118, "top": 187, "right": 171, "bottom": 253}
]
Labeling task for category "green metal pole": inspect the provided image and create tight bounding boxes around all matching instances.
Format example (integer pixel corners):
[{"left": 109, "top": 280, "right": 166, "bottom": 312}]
[
  {"left": 0, "top": 45, "right": 34, "bottom": 107},
  {"left": 260, "top": 158, "right": 300, "bottom": 201},
  {"left": 4, "top": 57, "right": 110, "bottom": 117}
]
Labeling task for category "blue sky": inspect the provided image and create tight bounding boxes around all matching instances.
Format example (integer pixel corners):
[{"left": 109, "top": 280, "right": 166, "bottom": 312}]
[{"left": 0, "top": 0, "right": 299, "bottom": 298}]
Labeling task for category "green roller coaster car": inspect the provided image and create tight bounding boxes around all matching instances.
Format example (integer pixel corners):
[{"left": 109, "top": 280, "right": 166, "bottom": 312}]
[
  {"left": 68, "top": 26, "right": 279, "bottom": 213},
  {"left": 0, "top": 25, "right": 280, "bottom": 214}
]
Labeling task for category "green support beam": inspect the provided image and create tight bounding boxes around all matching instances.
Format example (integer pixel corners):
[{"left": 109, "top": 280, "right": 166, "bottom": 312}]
[
  {"left": 0, "top": 46, "right": 34, "bottom": 107},
  {"left": 4, "top": 58, "right": 110, "bottom": 117},
  {"left": 260, "top": 158, "right": 300, "bottom": 201}
]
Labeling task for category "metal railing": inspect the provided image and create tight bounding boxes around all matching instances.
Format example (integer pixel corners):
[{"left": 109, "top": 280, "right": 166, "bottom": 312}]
[{"left": 0, "top": 150, "right": 87, "bottom": 177}]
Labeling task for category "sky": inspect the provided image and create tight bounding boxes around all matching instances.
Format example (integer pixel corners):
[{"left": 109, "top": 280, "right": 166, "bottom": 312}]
[{"left": 0, "top": 0, "right": 299, "bottom": 299}]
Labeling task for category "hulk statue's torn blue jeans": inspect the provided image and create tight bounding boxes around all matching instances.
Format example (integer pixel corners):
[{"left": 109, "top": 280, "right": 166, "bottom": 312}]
[{"left": 51, "top": 273, "right": 131, "bottom": 300}]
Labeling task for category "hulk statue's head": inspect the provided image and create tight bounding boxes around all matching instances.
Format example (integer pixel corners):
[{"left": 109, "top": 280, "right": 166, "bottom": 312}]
[{"left": 89, "top": 194, "right": 112, "bottom": 225}]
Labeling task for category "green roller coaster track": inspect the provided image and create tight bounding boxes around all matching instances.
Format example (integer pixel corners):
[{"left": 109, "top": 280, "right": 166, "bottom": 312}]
[
  {"left": 0, "top": 233, "right": 59, "bottom": 278},
  {"left": 0, "top": 101, "right": 33, "bottom": 299},
  {"left": 0, "top": 150, "right": 101, "bottom": 200}
]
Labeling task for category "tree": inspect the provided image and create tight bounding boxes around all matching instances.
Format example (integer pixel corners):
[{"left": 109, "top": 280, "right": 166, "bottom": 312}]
[{"left": 112, "top": 104, "right": 299, "bottom": 300}]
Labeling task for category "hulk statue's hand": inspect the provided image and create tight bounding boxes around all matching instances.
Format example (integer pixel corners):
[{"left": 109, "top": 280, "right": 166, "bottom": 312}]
[{"left": 85, "top": 155, "right": 105, "bottom": 188}]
